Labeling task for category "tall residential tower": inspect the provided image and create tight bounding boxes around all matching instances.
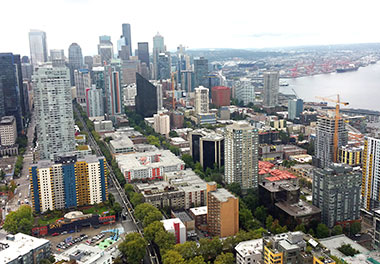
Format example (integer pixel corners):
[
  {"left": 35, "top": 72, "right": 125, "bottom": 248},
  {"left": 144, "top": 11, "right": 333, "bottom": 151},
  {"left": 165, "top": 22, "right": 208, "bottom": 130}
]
[{"left": 263, "top": 72, "right": 279, "bottom": 108}]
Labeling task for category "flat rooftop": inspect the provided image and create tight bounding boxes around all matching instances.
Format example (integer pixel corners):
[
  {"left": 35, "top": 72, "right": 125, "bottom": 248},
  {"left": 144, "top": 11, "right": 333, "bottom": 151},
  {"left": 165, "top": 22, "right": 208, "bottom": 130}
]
[
  {"left": 276, "top": 200, "right": 321, "bottom": 217},
  {"left": 210, "top": 188, "right": 237, "bottom": 202},
  {"left": 260, "top": 179, "right": 299, "bottom": 192},
  {"left": 0, "top": 116, "right": 15, "bottom": 125},
  {"left": 235, "top": 239, "right": 263, "bottom": 257},
  {"left": 319, "top": 235, "right": 369, "bottom": 259},
  {"left": 172, "top": 210, "right": 193, "bottom": 222},
  {"left": 189, "top": 206, "right": 207, "bottom": 216},
  {"left": 56, "top": 243, "right": 111, "bottom": 264},
  {"left": 161, "top": 218, "right": 185, "bottom": 231},
  {"left": 0, "top": 233, "right": 50, "bottom": 263}
]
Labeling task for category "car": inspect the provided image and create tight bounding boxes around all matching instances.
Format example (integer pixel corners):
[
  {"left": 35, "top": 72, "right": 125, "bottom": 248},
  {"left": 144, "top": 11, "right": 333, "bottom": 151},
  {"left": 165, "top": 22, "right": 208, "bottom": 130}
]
[
  {"left": 69, "top": 230, "right": 75, "bottom": 233},
  {"left": 52, "top": 233, "right": 60, "bottom": 236},
  {"left": 61, "top": 231, "right": 68, "bottom": 235},
  {"left": 80, "top": 234, "right": 86, "bottom": 237}
]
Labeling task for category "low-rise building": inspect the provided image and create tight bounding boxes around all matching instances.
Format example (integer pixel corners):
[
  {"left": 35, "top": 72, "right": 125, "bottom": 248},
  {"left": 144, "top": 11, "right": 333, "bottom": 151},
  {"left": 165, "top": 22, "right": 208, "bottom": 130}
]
[
  {"left": 109, "top": 137, "right": 134, "bottom": 154},
  {"left": 283, "top": 145, "right": 307, "bottom": 160},
  {"left": 0, "top": 116, "right": 17, "bottom": 146},
  {"left": 0, "top": 233, "right": 51, "bottom": 264},
  {"left": 94, "top": 120, "right": 113, "bottom": 133},
  {"left": 235, "top": 239, "right": 263, "bottom": 264},
  {"left": 189, "top": 206, "right": 207, "bottom": 229},
  {"left": 170, "top": 137, "right": 190, "bottom": 148},
  {"left": 56, "top": 243, "right": 112, "bottom": 264},
  {"left": 161, "top": 218, "right": 186, "bottom": 244},
  {"left": 197, "top": 113, "right": 217, "bottom": 125},
  {"left": 172, "top": 210, "right": 195, "bottom": 231},
  {"left": 116, "top": 150, "right": 185, "bottom": 181}
]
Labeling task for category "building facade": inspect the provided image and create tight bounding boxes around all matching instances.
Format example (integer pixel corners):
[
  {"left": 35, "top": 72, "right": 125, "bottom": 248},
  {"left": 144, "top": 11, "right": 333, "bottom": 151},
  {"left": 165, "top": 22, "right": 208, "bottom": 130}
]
[
  {"left": 153, "top": 33, "right": 165, "bottom": 80},
  {"left": 85, "top": 85, "right": 104, "bottom": 118},
  {"left": 154, "top": 113, "right": 170, "bottom": 136},
  {"left": 0, "top": 116, "right": 17, "bottom": 146},
  {"left": 98, "top": 36, "right": 114, "bottom": 65},
  {"left": 195, "top": 86, "right": 209, "bottom": 115},
  {"left": 104, "top": 62, "right": 123, "bottom": 116},
  {"left": 288, "top": 99, "right": 303, "bottom": 120},
  {"left": 200, "top": 133, "right": 224, "bottom": 170},
  {"left": 137, "top": 42, "right": 150, "bottom": 66},
  {"left": 30, "top": 154, "right": 108, "bottom": 213},
  {"left": 33, "top": 65, "right": 76, "bottom": 159},
  {"left": 135, "top": 73, "right": 158, "bottom": 117},
  {"left": 362, "top": 137, "right": 380, "bottom": 211},
  {"left": 211, "top": 86, "right": 230, "bottom": 107},
  {"left": 194, "top": 57, "right": 208, "bottom": 88},
  {"left": 122, "top": 23, "right": 132, "bottom": 56},
  {"left": 338, "top": 145, "right": 363, "bottom": 166},
  {"left": 29, "top": 29, "right": 48, "bottom": 65},
  {"left": 224, "top": 122, "right": 259, "bottom": 189},
  {"left": 312, "top": 164, "right": 361, "bottom": 228},
  {"left": 74, "top": 68, "right": 91, "bottom": 106},
  {"left": 263, "top": 72, "right": 279, "bottom": 108},
  {"left": 68, "top": 43, "right": 83, "bottom": 86}
]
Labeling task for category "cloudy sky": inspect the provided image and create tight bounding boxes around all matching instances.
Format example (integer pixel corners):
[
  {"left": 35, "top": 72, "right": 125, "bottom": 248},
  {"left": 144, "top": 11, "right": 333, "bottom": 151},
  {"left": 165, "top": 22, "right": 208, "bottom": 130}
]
[{"left": 2, "top": 0, "right": 379, "bottom": 57}]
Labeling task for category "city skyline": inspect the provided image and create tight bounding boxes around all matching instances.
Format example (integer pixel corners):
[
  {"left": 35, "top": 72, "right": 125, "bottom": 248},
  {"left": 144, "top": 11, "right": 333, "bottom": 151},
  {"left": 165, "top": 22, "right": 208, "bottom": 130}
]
[{"left": 2, "top": 0, "right": 380, "bottom": 56}]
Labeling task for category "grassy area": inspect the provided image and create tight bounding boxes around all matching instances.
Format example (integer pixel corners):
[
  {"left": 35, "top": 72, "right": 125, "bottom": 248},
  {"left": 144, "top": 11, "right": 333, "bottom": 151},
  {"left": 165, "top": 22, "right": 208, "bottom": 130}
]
[
  {"left": 38, "top": 215, "right": 63, "bottom": 226},
  {"left": 82, "top": 203, "right": 115, "bottom": 216}
]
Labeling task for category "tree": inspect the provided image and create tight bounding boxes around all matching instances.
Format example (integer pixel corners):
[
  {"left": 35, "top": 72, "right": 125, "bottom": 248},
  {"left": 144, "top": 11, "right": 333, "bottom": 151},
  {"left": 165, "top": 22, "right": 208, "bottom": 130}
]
[
  {"left": 124, "top": 184, "right": 134, "bottom": 196},
  {"left": 147, "top": 135, "right": 160, "bottom": 147},
  {"left": 187, "top": 256, "right": 205, "bottom": 264},
  {"left": 162, "top": 250, "right": 185, "bottom": 264},
  {"left": 108, "top": 193, "right": 115, "bottom": 206},
  {"left": 130, "top": 192, "right": 144, "bottom": 207},
  {"left": 135, "top": 203, "right": 161, "bottom": 222},
  {"left": 119, "top": 233, "right": 147, "bottom": 264},
  {"left": 155, "top": 229, "right": 176, "bottom": 252},
  {"left": 316, "top": 223, "right": 330, "bottom": 238},
  {"left": 307, "top": 228, "right": 315, "bottom": 237},
  {"left": 195, "top": 162, "right": 203, "bottom": 172},
  {"left": 169, "top": 131, "right": 179, "bottom": 138},
  {"left": 112, "top": 202, "right": 122, "bottom": 218},
  {"left": 337, "top": 244, "right": 360, "bottom": 257},
  {"left": 226, "top": 183, "right": 242, "bottom": 197},
  {"left": 215, "top": 253, "right": 234, "bottom": 264},
  {"left": 332, "top": 225, "right": 343, "bottom": 236},
  {"left": 295, "top": 223, "right": 306, "bottom": 233},
  {"left": 181, "top": 154, "right": 195, "bottom": 169},
  {"left": 350, "top": 222, "right": 361, "bottom": 236},
  {"left": 239, "top": 208, "right": 254, "bottom": 231},
  {"left": 174, "top": 241, "right": 199, "bottom": 260},
  {"left": 254, "top": 206, "right": 267, "bottom": 223},
  {"left": 265, "top": 215, "right": 274, "bottom": 229},
  {"left": 144, "top": 221, "right": 164, "bottom": 242},
  {"left": 3, "top": 205, "right": 33, "bottom": 234},
  {"left": 143, "top": 210, "right": 163, "bottom": 227},
  {"left": 198, "top": 237, "right": 223, "bottom": 260},
  {"left": 298, "top": 133, "right": 304, "bottom": 141}
]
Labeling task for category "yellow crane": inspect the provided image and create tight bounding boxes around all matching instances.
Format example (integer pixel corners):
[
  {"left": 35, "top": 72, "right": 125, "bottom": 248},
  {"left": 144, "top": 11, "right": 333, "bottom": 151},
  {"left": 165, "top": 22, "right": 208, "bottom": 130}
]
[{"left": 315, "top": 95, "right": 349, "bottom": 163}]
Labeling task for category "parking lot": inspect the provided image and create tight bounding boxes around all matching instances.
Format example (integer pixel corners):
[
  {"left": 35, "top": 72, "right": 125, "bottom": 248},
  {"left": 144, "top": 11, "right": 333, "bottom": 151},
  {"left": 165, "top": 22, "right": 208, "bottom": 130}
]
[{"left": 47, "top": 222, "right": 125, "bottom": 253}]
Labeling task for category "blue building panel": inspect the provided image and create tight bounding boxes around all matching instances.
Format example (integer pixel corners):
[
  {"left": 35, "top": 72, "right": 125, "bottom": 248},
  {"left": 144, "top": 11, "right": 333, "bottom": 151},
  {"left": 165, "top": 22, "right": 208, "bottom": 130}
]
[
  {"left": 62, "top": 164, "right": 77, "bottom": 208},
  {"left": 99, "top": 158, "right": 107, "bottom": 202},
  {"left": 30, "top": 166, "right": 41, "bottom": 213}
]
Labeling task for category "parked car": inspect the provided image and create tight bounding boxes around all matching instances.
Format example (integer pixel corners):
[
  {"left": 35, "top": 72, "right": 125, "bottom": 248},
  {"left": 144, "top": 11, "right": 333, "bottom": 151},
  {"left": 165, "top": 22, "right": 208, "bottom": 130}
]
[{"left": 52, "top": 233, "right": 60, "bottom": 236}]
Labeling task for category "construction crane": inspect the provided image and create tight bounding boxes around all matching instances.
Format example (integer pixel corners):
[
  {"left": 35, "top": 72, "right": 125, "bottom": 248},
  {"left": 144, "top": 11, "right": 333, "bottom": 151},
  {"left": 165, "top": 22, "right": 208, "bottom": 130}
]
[{"left": 315, "top": 94, "right": 349, "bottom": 162}]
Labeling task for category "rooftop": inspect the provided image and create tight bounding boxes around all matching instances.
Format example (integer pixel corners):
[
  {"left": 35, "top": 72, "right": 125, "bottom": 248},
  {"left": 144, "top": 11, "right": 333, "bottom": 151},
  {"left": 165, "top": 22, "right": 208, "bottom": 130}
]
[
  {"left": 210, "top": 188, "right": 237, "bottom": 202},
  {"left": 161, "top": 218, "right": 185, "bottom": 231},
  {"left": 56, "top": 243, "right": 112, "bottom": 264},
  {"left": 0, "top": 233, "right": 50, "bottom": 263},
  {"left": 235, "top": 239, "right": 263, "bottom": 257},
  {"left": 0, "top": 116, "right": 15, "bottom": 125},
  {"left": 319, "top": 234, "right": 369, "bottom": 259},
  {"left": 275, "top": 200, "right": 321, "bottom": 217},
  {"left": 189, "top": 206, "right": 207, "bottom": 216},
  {"left": 172, "top": 211, "right": 193, "bottom": 223}
]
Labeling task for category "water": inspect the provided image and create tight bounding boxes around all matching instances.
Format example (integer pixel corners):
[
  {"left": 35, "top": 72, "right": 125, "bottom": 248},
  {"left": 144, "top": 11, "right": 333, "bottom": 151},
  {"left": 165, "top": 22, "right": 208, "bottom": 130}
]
[{"left": 280, "top": 62, "right": 380, "bottom": 111}]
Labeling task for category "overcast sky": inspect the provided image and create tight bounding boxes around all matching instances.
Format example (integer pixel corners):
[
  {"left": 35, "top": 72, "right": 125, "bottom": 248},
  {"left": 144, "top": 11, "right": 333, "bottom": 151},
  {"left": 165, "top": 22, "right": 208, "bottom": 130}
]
[{"left": 2, "top": 0, "right": 380, "bottom": 57}]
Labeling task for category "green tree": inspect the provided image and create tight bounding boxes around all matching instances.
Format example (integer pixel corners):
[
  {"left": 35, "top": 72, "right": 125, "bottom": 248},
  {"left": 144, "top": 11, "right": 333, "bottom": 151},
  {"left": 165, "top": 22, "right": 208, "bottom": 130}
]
[
  {"left": 124, "top": 184, "right": 134, "bottom": 197},
  {"left": 155, "top": 229, "right": 176, "bottom": 252},
  {"left": 295, "top": 223, "right": 306, "bottom": 233},
  {"left": 169, "top": 131, "right": 179, "bottom": 138},
  {"left": 130, "top": 192, "right": 144, "bottom": 207},
  {"left": 316, "top": 223, "right": 330, "bottom": 238},
  {"left": 332, "top": 225, "right": 343, "bottom": 236},
  {"left": 239, "top": 208, "right": 254, "bottom": 231},
  {"left": 195, "top": 162, "right": 203, "bottom": 172},
  {"left": 119, "top": 233, "right": 147, "bottom": 264},
  {"left": 147, "top": 135, "right": 160, "bottom": 147},
  {"left": 214, "top": 253, "right": 234, "bottom": 264},
  {"left": 181, "top": 154, "right": 195, "bottom": 169},
  {"left": 162, "top": 250, "right": 185, "bottom": 264},
  {"left": 226, "top": 183, "right": 242, "bottom": 197},
  {"left": 3, "top": 205, "right": 33, "bottom": 234},
  {"left": 135, "top": 203, "right": 161, "bottom": 222},
  {"left": 265, "top": 215, "right": 274, "bottom": 229},
  {"left": 298, "top": 133, "right": 304, "bottom": 141},
  {"left": 174, "top": 241, "right": 199, "bottom": 260},
  {"left": 108, "top": 193, "right": 115, "bottom": 206},
  {"left": 254, "top": 206, "right": 267, "bottom": 223},
  {"left": 337, "top": 244, "right": 360, "bottom": 257},
  {"left": 350, "top": 222, "right": 361, "bottom": 235},
  {"left": 308, "top": 228, "right": 315, "bottom": 237},
  {"left": 144, "top": 221, "right": 164, "bottom": 242},
  {"left": 112, "top": 202, "right": 122, "bottom": 218},
  {"left": 198, "top": 237, "right": 223, "bottom": 260},
  {"left": 187, "top": 256, "right": 205, "bottom": 264},
  {"left": 143, "top": 210, "right": 163, "bottom": 227}
]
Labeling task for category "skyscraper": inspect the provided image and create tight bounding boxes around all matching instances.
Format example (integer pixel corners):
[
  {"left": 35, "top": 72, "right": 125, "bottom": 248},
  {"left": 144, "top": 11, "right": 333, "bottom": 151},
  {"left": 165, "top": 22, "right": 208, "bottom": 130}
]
[
  {"left": 135, "top": 73, "right": 158, "bottom": 117},
  {"left": 68, "top": 43, "right": 83, "bottom": 86},
  {"left": 33, "top": 65, "right": 75, "bottom": 159},
  {"left": 157, "top": 53, "right": 171, "bottom": 80},
  {"left": 181, "top": 70, "right": 194, "bottom": 94},
  {"left": 288, "top": 99, "right": 304, "bottom": 120},
  {"left": 30, "top": 154, "right": 108, "bottom": 213},
  {"left": 195, "top": 86, "right": 209, "bottom": 114},
  {"left": 263, "top": 72, "right": 279, "bottom": 108},
  {"left": 362, "top": 136, "right": 380, "bottom": 211},
  {"left": 98, "top": 36, "right": 114, "bottom": 65},
  {"left": 0, "top": 53, "right": 24, "bottom": 134},
  {"left": 194, "top": 57, "right": 208, "bottom": 87},
  {"left": 137, "top": 42, "right": 150, "bottom": 66},
  {"left": 200, "top": 133, "right": 224, "bottom": 170},
  {"left": 122, "top": 23, "right": 132, "bottom": 56},
  {"left": 50, "top": 49, "right": 65, "bottom": 60},
  {"left": 28, "top": 29, "right": 48, "bottom": 66},
  {"left": 74, "top": 69, "right": 91, "bottom": 106},
  {"left": 104, "top": 62, "right": 123, "bottom": 116},
  {"left": 153, "top": 33, "right": 165, "bottom": 80},
  {"left": 313, "top": 164, "right": 361, "bottom": 228},
  {"left": 224, "top": 122, "right": 259, "bottom": 190},
  {"left": 86, "top": 85, "right": 104, "bottom": 118},
  {"left": 314, "top": 113, "right": 347, "bottom": 168}
]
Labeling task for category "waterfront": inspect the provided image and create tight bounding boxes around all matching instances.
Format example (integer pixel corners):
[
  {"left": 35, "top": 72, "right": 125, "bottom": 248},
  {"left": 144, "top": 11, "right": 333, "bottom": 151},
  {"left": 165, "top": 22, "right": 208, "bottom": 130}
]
[{"left": 281, "top": 62, "right": 380, "bottom": 111}]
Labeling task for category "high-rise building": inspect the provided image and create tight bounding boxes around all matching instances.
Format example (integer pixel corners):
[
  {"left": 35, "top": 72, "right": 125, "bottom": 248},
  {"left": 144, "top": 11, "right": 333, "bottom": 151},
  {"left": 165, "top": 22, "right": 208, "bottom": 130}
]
[
  {"left": 313, "top": 163, "right": 361, "bottom": 228},
  {"left": 153, "top": 113, "right": 170, "bottom": 136},
  {"left": 122, "top": 23, "right": 132, "bottom": 56},
  {"left": 21, "top": 62, "right": 33, "bottom": 81},
  {"left": 195, "top": 86, "right": 209, "bottom": 115},
  {"left": 288, "top": 99, "right": 303, "bottom": 120},
  {"left": 181, "top": 70, "right": 194, "bottom": 94},
  {"left": 0, "top": 116, "right": 17, "bottom": 146},
  {"left": 135, "top": 73, "right": 158, "bottom": 117},
  {"left": 153, "top": 33, "right": 165, "bottom": 80},
  {"left": 224, "top": 122, "right": 259, "bottom": 189},
  {"left": 30, "top": 154, "right": 108, "bottom": 213},
  {"left": 200, "top": 133, "right": 224, "bottom": 170},
  {"left": 211, "top": 86, "right": 230, "bottom": 107},
  {"left": 68, "top": 43, "right": 83, "bottom": 86},
  {"left": 86, "top": 85, "right": 104, "bottom": 118},
  {"left": 28, "top": 29, "right": 48, "bottom": 65},
  {"left": 0, "top": 53, "right": 24, "bottom": 134},
  {"left": 33, "top": 65, "right": 75, "bottom": 160},
  {"left": 74, "top": 69, "right": 91, "bottom": 106},
  {"left": 104, "top": 62, "right": 123, "bottom": 116},
  {"left": 263, "top": 72, "right": 279, "bottom": 108},
  {"left": 194, "top": 57, "right": 208, "bottom": 87},
  {"left": 50, "top": 49, "right": 65, "bottom": 61},
  {"left": 338, "top": 145, "right": 363, "bottom": 166},
  {"left": 362, "top": 136, "right": 380, "bottom": 211},
  {"left": 207, "top": 182, "right": 239, "bottom": 237},
  {"left": 137, "top": 42, "right": 150, "bottom": 66},
  {"left": 98, "top": 36, "right": 114, "bottom": 65},
  {"left": 314, "top": 113, "right": 347, "bottom": 168},
  {"left": 157, "top": 53, "right": 171, "bottom": 80},
  {"left": 235, "top": 78, "right": 255, "bottom": 105},
  {"left": 84, "top": 55, "right": 93, "bottom": 70}
]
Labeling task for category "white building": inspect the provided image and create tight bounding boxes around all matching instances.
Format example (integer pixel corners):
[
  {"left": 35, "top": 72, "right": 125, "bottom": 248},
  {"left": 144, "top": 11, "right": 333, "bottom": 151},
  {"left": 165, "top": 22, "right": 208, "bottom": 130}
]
[
  {"left": 123, "top": 83, "right": 137, "bottom": 106},
  {"left": 116, "top": 150, "right": 185, "bottom": 181},
  {"left": 94, "top": 120, "right": 113, "bottom": 132},
  {"left": 110, "top": 137, "right": 134, "bottom": 154},
  {"left": 263, "top": 72, "right": 279, "bottom": 108},
  {"left": 0, "top": 116, "right": 17, "bottom": 146},
  {"left": 0, "top": 233, "right": 51, "bottom": 264},
  {"left": 235, "top": 239, "right": 263, "bottom": 264},
  {"left": 161, "top": 218, "right": 186, "bottom": 244},
  {"left": 86, "top": 85, "right": 104, "bottom": 118},
  {"left": 235, "top": 78, "right": 255, "bottom": 105},
  {"left": 224, "top": 121, "right": 259, "bottom": 189},
  {"left": 195, "top": 86, "right": 209, "bottom": 114},
  {"left": 56, "top": 243, "right": 112, "bottom": 264},
  {"left": 33, "top": 65, "right": 76, "bottom": 160},
  {"left": 154, "top": 113, "right": 170, "bottom": 136},
  {"left": 28, "top": 29, "right": 48, "bottom": 65},
  {"left": 74, "top": 69, "right": 92, "bottom": 107}
]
